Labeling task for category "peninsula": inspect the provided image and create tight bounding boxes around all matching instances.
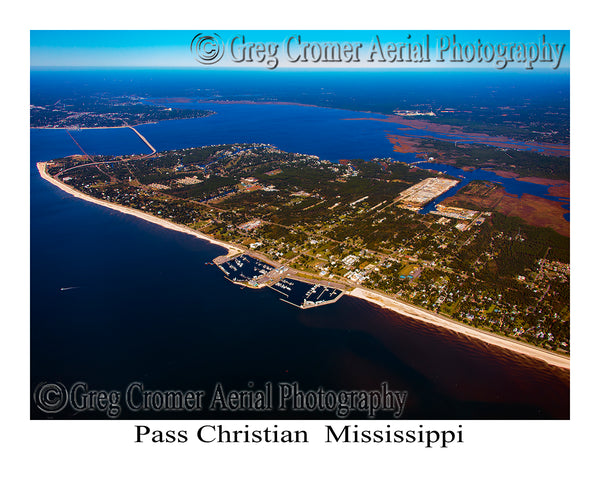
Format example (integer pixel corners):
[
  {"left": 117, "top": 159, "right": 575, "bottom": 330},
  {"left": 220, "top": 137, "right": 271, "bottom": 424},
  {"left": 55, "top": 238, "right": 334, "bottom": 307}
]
[
  {"left": 30, "top": 94, "right": 214, "bottom": 129},
  {"left": 37, "top": 139, "right": 570, "bottom": 369}
]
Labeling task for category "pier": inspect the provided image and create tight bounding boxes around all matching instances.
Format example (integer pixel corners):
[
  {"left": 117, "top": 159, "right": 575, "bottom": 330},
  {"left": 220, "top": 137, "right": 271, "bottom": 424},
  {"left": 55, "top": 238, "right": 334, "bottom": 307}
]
[
  {"left": 214, "top": 253, "right": 345, "bottom": 308},
  {"left": 270, "top": 278, "right": 344, "bottom": 309}
]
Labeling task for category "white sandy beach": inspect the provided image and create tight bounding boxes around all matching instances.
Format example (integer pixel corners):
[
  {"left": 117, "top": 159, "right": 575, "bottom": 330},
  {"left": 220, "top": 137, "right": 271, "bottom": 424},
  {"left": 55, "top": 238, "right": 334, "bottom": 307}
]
[
  {"left": 37, "top": 162, "right": 242, "bottom": 257},
  {"left": 37, "top": 161, "right": 569, "bottom": 370},
  {"left": 349, "top": 287, "right": 570, "bottom": 370}
]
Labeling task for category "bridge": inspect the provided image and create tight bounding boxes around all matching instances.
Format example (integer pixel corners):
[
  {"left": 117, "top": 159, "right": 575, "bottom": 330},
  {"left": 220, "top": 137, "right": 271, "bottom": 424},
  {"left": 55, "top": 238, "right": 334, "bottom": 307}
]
[
  {"left": 128, "top": 126, "right": 156, "bottom": 154},
  {"left": 58, "top": 125, "right": 157, "bottom": 175}
]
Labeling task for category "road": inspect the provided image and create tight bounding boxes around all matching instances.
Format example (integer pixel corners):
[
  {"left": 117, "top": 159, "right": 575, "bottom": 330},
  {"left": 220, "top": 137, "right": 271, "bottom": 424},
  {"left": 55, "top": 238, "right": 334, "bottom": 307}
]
[{"left": 57, "top": 125, "right": 157, "bottom": 176}]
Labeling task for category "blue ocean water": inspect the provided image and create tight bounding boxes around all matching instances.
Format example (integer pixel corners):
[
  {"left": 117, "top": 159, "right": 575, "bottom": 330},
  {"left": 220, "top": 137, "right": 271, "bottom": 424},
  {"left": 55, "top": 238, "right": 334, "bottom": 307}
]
[
  {"left": 30, "top": 69, "right": 569, "bottom": 419},
  {"left": 31, "top": 68, "right": 570, "bottom": 114},
  {"left": 41, "top": 98, "right": 568, "bottom": 213}
]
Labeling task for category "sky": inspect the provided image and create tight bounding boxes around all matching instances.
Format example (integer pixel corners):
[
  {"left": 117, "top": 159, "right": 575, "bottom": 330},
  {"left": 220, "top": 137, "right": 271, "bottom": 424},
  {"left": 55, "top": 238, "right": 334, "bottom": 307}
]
[{"left": 30, "top": 30, "right": 570, "bottom": 70}]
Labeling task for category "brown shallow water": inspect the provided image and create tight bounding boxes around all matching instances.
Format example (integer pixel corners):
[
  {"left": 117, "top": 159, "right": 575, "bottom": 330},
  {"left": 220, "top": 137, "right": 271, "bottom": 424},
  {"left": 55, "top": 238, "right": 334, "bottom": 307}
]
[{"left": 299, "top": 296, "right": 569, "bottom": 419}]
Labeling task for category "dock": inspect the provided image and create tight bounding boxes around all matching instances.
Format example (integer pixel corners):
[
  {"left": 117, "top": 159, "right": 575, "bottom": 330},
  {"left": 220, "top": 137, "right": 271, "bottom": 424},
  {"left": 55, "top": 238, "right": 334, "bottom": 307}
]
[
  {"left": 213, "top": 253, "right": 345, "bottom": 309},
  {"left": 270, "top": 278, "right": 344, "bottom": 309}
]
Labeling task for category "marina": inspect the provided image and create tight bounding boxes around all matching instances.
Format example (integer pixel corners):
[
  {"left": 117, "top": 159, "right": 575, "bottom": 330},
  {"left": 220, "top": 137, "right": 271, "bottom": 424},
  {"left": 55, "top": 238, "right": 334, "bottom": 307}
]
[
  {"left": 216, "top": 254, "right": 275, "bottom": 286},
  {"left": 270, "top": 278, "right": 344, "bottom": 309},
  {"left": 216, "top": 254, "right": 345, "bottom": 308}
]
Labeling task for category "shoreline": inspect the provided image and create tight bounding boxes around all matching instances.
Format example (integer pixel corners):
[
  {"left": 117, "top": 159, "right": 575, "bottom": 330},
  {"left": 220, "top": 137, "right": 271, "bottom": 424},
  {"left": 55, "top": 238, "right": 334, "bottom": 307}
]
[
  {"left": 31, "top": 125, "right": 142, "bottom": 130},
  {"left": 349, "top": 287, "right": 569, "bottom": 370},
  {"left": 153, "top": 97, "right": 569, "bottom": 156},
  {"left": 31, "top": 123, "right": 163, "bottom": 131},
  {"left": 37, "top": 162, "right": 242, "bottom": 258},
  {"left": 37, "top": 162, "right": 569, "bottom": 371},
  {"left": 29, "top": 112, "right": 215, "bottom": 131}
]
